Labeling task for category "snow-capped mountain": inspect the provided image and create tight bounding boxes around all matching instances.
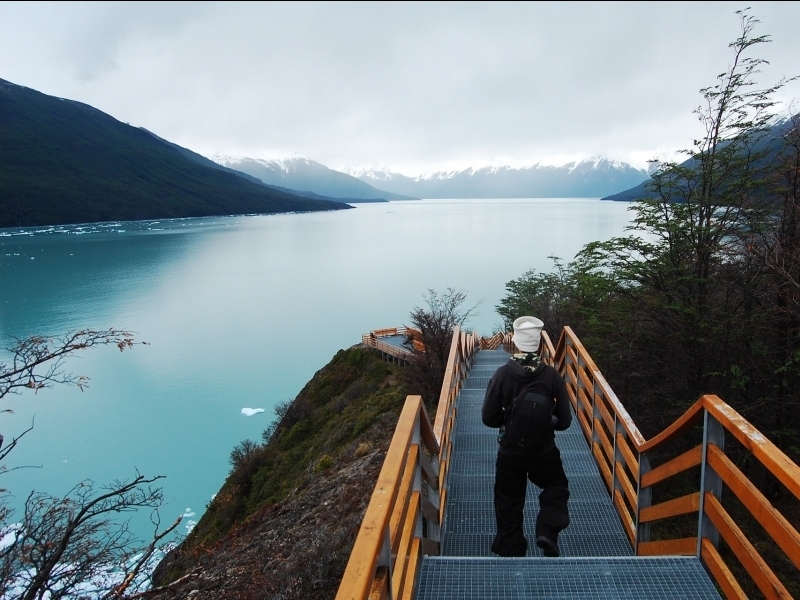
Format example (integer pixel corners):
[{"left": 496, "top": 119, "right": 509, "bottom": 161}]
[
  {"left": 212, "top": 155, "right": 416, "bottom": 201},
  {"left": 344, "top": 158, "right": 649, "bottom": 199}
]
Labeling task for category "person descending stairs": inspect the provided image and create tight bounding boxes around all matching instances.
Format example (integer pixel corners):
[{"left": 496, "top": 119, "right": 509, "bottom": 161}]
[{"left": 415, "top": 347, "right": 722, "bottom": 599}]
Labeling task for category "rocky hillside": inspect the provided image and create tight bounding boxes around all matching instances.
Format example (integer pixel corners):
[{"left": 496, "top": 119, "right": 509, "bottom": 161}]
[{"left": 150, "top": 346, "right": 409, "bottom": 600}]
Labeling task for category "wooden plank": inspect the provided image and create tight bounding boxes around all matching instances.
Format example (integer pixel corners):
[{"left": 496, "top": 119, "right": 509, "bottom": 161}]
[
  {"left": 336, "top": 397, "right": 419, "bottom": 600},
  {"left": 399, "top": 538, "right": 422, "bottom": 600},
  {"left": 417, "top": 398, "right": 439, "bottom": 456},
  {"left": 541, "top": 330, "right": 556, "bottom": 364},
  {"left": 615, "top": 459, "right": 637, "bottom": 514},
  {"left": 577, "top": 407, "right": 592, "bottom": 445},
  {"left": 368, "top": 566, "right": 389, "bottom": 600},
  {"left": 577, "top": 384, "right": 593, "bottom": 416},
  {"left": 433, "top": 327, "right": 461, "bottom": 443},
  {"left": 438, "top": 457, "right": 450, "bottom": 500},
  {"left": 704, "top": 493, "right": 792, "bottom": 600},
  {"left": 700, "top": 538, "right": 748, "bottom": 600},
  {"left": 616, "top": 431, "right": 639, "bottom": 484},
  {"left": 391, "top": 492, "right": 420, "bottom": 599},
  {"left": 705, "top": 395, "right": 800, "bottom": 502},
  {"left": 595, "top": 392, "right": 616, "bottom": 436},
  {"left": 594, "top": 417, "right": 614, "bottom": 465},
  {"left": 641, "top": 445, "right": 702, "bottom": 489},
  {"left": 390, "top": 445, "right": 417, "bottom": 556},
  {"left": 613, "top": 489, "right": 636, "bottom": 547},
  {"left": 439, "top": 488, "right": 448, "bottom": 527},
  {"left": 707, "top": 444, "right": 800, "bottom": 571},
  {"left": 372, "top": 328, "right": 399, "bottom": 337},
  {"left": 577, "top": 368, "right": 594, "bottom": 402},
  {"left": 638, "top": 537, "right": 697, "bottom": 556},
  {"left": 593, "top": 442, "right": 613, "bottom": 492},
  {"left": 639, "top": 492, "right": 700, "bottom": 524}
]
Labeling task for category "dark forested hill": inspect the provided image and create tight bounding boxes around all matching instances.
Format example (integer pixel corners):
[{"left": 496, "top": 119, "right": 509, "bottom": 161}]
[
  {"left": 0, "top": 79, "right": 350, "bottom": 228},
  {"left": 602, "top": 117, "right": 797, "bottom": 201}
]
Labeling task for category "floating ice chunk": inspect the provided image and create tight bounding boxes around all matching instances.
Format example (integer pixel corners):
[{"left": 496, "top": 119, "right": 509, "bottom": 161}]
[
  {"left": 185, "top": 520, "right": 197, "bottom": 534},
  {"left": 241, "top": 407, "right": 265, "bottom": 416},
  {"left": 183, "top": 508, "right": 196, "bottom": 518}
]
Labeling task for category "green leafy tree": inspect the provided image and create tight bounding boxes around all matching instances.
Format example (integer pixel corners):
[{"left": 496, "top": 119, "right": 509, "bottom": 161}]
[{"left": 406, "top": 288, "right": 478, "bottom": 407}]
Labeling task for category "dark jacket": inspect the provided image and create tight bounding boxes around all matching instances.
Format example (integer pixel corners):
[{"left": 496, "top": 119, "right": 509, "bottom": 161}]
[{"left": 482, "top": 359, "right": 572, "bottom": 455}]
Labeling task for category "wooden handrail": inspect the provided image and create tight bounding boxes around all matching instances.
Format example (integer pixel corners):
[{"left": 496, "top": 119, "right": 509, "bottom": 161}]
[
  {"left": 338, "top": 327, "right": 478, "bottom": 600},
  {"left": 554, "top": 326, "right": 800, "bottom": 599}
]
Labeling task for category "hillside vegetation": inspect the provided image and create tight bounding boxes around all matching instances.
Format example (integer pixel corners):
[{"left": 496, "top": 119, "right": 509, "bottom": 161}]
[
  {"left": 0, "top": 79, "right": 349, "bottom": 228},
  {"left": 151, "top": 346, "right": 408, "bottom": 599}
]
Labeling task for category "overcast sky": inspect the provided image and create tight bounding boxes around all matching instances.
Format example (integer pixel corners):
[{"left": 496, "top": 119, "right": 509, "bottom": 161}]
[{"left": 1, "top": 1, "right": 799, "bottom": 174}]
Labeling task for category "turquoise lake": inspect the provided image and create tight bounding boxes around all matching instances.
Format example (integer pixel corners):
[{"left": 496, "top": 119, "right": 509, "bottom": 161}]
[{"left": 0, "top": 198, "right": 633, "bottom": 538}]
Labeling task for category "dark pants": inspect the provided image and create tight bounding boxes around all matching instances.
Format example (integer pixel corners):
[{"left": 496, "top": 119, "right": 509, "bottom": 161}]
[{"left": 491, "top": 444, "right": 570, "bottom": 557}]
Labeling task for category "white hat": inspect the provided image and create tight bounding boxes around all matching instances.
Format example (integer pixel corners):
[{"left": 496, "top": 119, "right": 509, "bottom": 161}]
[{"left": 512, "top": 316, "right": 544, "bottom": 352}]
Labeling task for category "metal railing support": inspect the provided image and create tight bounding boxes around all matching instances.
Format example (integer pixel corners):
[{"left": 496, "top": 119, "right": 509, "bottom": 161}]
[
  {"left": 697, "top": 410, "right": 725, "bottom": 556},
  {"left": 635, "top": 452, "right": 651, "bottom": 551}
]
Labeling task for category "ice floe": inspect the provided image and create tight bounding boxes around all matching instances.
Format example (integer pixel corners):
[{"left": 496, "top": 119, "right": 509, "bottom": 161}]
[{"left": 241, "top": 407, "right": 264, "bottom": 416}]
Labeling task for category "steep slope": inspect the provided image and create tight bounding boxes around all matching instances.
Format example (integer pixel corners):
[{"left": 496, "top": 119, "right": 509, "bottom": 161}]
[
  {"left": 0, "top": 79, "right": 350, "bottom": 228},
  {"left": 347, "top": 158, "right": 649, "bottom": 198},
  {"left": 214, "top": 156, "right": 418, "bottom": 201}
]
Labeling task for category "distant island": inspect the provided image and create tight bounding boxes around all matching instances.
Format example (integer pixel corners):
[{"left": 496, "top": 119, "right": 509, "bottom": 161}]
[{"left": 0, "top": 79, "right": 352, "bottom": 228}]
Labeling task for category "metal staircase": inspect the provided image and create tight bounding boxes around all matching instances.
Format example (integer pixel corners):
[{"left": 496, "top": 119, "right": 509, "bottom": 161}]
[
  {"left": 337, "top": 327, "right": 800, "bottom": 600},
  {"left": 415, "top": 348, "right": 722, "bottom": 599}
]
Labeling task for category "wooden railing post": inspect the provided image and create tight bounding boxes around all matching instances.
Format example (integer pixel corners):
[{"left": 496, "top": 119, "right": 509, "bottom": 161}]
[
  {"left": 697, "top": 410, "right": 725, "bottom": 557},
  {"left": 636, "top": 452, "right": 651, "bottom": 551}
]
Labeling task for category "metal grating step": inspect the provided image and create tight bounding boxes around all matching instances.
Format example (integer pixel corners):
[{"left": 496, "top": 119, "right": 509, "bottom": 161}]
[
  {"left": 443, "top": 499, "right": 635, "bottom": 542},
  {"left": 450, "top": 451, "right": 607, "bottom": 476},
  {"left": 445, "top": 473, "right": 612, "bottom": 505},
  {"left": 416, "top": 556, "right": 722, "bottom": 599},
  {"left": 450, "top": 431, "right": 591, "bottom": 454}
]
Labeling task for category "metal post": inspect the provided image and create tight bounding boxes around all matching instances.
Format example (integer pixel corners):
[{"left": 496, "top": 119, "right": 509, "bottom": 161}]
[
  {"left": 612, "top": 414, "right": 623, "bottom": 500},
  {"left": 377, "top": 520, "right": 394, "bottom": 600},
  {"left": 697, "top": 410, "right": 725, "bottom": 556},
  {"left": 636, "top": 452, "right": 651, "bottom": 553},
  {"left": 412, "top": 413, "right": 423, "bottom": 541},
  {"left": 427, "top": 452, "right": 441, "bottom": 545}
]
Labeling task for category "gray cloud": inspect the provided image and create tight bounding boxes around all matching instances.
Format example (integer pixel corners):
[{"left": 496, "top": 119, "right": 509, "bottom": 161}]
[{"left": 1, "top": 1, "right": 799, "bottom": 173}]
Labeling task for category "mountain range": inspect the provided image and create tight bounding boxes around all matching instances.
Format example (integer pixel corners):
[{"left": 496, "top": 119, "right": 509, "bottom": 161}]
[
  {"left": 0, "top": 79, "right": 350, "bottom": 228},
  {"left": 344, "top": 159, "right": 650, "bottom": 199},
  {"left": 212, "top": 156, "right": 417, "bottom": 201}
]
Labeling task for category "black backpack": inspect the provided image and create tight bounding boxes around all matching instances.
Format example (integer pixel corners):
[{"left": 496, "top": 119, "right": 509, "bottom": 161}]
[{"left": 499, "top": 383, "right": 554, "bottom": 450}]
